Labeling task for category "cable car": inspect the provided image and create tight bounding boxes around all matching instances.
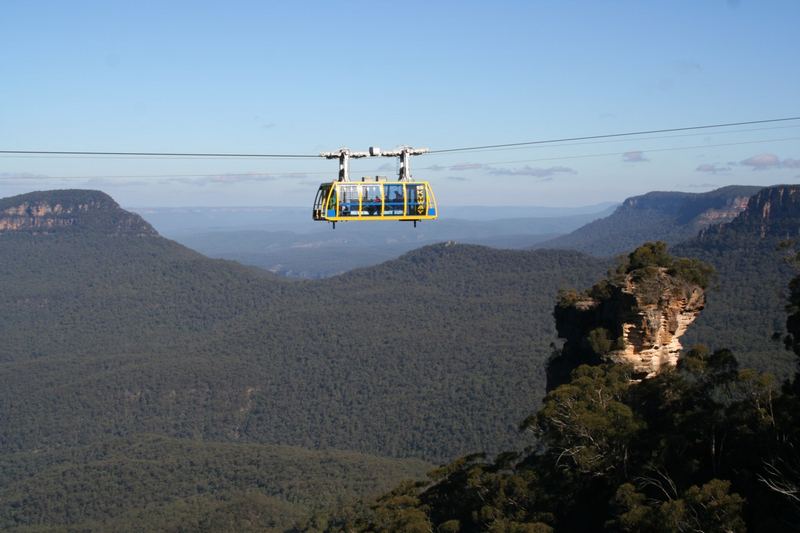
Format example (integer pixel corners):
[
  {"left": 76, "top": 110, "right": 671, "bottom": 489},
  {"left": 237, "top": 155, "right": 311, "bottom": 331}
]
[{"left": 313, "top": 146, "right": 438, "bottom": 228}]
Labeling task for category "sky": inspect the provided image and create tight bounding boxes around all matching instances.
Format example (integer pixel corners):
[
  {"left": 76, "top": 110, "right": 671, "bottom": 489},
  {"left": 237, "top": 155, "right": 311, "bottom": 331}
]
[{"left": 1, "top": 0, "right": 798, "bottom": 207}]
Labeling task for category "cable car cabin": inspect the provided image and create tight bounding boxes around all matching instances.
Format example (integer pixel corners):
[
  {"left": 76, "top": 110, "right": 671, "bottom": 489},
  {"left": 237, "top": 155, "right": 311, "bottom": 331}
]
[{"left": 313, "top": 178, "right": 438, "bottom": 227}]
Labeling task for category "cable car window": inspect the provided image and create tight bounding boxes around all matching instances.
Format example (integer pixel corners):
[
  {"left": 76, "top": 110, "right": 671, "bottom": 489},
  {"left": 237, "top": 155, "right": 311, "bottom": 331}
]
[
  {"left": 406, "top": 184, "right": 426, "bottom": 216},
  {"left": 385, "top": 184, "right": 403, "bottom": 215},
  {"left": 327, "top": 185, "right": 337, "bottom": 216},
  {"left": 362, "top": 184, "right": 382, "bottom": 216},
  {"left": 313, "top": 187, "right": 323, "bottom": 219},
  {"left": 340, "top": 184, "right": 359, "bottom": 217}
]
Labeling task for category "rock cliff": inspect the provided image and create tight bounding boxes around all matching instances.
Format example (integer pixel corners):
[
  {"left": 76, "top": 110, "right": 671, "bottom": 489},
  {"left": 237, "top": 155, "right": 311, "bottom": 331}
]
[
  {"left": 699, "top": 184, "right": 800, "bottom": 241},
  {"left": 547, "top": 242, "right": 710, "bottom": 388},
  {"left": 0, "top": 190, "right": 157, "bottom": 235},
  {"left": 541, "top": 185, "right": 761, "bottom": 257}
]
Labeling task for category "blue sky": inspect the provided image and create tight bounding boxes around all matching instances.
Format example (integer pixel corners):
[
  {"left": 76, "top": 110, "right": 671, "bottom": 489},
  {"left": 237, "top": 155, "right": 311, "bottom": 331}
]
[{"left": 1, "top": 0, "right": 798, "bottom": 207}]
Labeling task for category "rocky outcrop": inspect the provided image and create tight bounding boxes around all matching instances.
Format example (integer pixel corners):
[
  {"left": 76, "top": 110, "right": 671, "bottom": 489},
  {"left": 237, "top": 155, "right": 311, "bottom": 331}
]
[
  {"left": 547, "top": 242, "right": 709, "bottom": 389},
  {"left": 0, "top": 190, "right": 157, "bottom": 235},
  {"left": 602, "top": 269, "right": 704, "bottom": 376}
]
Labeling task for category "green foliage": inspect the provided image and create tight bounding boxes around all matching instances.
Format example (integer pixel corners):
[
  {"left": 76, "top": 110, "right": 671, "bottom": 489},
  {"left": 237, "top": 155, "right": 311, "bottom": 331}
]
[
  {"left": 0, "top": 434, "right": 429, "bottom": 531},
  {"left": 613, "top": 479, "right": 746, "bottom": 533},
  {"left": 322, "top": 351, "right": 783, "bottom": 531},
  {"left": 667, "top": 257, "right": 715, "bottom": 289},
  {"left": 621, "top": 241, "right": 714, "bottom": 289},
  {"left": 532, "top": 365, "right": 642, "bottom": 476},
  {"left": 587, "top": 327, "right": 614, "bottom": 355},
  {"left": 556, "top": 288, "right": 583, "bottom": 308},
  {"left": 627, "top": 241, "right": 672, "bottom": 271}
]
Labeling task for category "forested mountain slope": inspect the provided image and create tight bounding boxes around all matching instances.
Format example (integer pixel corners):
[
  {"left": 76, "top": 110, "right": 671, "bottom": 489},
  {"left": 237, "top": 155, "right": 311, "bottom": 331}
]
[
  {"left": 0, "top": 435, "right": 429, "bottom": 532},
  {"left": 0, "top": 190, "right": 608, "bottom": 463},
  {"left": 541, "top": 185, "right": 762, "bottom": 257}
]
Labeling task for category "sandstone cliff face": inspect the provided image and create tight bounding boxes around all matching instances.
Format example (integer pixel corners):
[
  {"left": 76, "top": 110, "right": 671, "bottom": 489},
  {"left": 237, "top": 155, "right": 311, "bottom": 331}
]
[
  {"left": 700, "top": 185, "right": 800, "bottom": 240},
  {"left": 0, "top": 190, "right": 157, "bottom": 235},
  {"left": 548, "top": 248, "right": 708, "bottom": 389},
  {"left": 543, "top": 186, "right": 761, "bottom": 257},
  {"left": 602, "top": 269, "right": 705, "bottom": 377}
]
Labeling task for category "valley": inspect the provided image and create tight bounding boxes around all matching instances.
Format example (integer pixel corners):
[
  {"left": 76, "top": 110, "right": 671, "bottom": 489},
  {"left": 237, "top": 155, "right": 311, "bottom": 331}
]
[{"left": 2, "top": 184, "right": 800, "bottom": 530}]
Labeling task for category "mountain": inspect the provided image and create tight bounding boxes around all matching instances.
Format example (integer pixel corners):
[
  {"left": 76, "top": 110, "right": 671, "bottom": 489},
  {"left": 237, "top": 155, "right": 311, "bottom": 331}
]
[
  {"left": 0, "top": 189, "right": 156, "bottom": 235},
  {"left": 0, "top": 190, "right": 608, "bottom": 461},
  {"left": 540, "top": 185, "right": 762, "bottom": 257},
  {"left": 677, "top": 185, "right": 800, "bottom": 376}
]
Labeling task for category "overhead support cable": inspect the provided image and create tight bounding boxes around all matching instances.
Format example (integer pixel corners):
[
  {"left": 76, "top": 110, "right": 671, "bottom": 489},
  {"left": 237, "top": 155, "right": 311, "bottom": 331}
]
[
  {"left": 0, "top": 150, "right": 319, "bottom": 159},
  {"left": 1, "top": 135, "right": 796, "bottom": 182},
  {"left": 427, "top": 117, "right": 800, "bottom": 154},
  {"left": 0, "top": 117, "right": 798, "bottom": 160}
]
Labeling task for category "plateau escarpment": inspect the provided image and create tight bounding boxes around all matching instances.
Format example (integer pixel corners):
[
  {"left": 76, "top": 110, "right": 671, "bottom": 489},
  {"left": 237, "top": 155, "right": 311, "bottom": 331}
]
[
  {"left": 542, "top": 185, "right": 762, "bottom": 256},
  {"left": 0, "top": 189, "right": 156, "bottom": 235},
  {"left": 547, "top": 241, "right": 711, "bottom": 388},
  {"left": 698, "top": 184, "right": 800, "bottom": 241}
]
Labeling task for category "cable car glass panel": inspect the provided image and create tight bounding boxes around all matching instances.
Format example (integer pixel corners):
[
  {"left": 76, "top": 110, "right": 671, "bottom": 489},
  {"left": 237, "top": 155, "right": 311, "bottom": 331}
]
[
  {"left": 362, "top": 184, "right": 382, "bottom": 216},
  {"left": 313, "top": 184, "right": 333, "bottom": 220},
  {"left": 327, "top": 185, "right": 337, "bottom": 217},
  {"left": 339, "top": 184, "right": 359, "bottom": 217},
  {"left": 384, "top": 184, "right": 404, "bottom": 215}
]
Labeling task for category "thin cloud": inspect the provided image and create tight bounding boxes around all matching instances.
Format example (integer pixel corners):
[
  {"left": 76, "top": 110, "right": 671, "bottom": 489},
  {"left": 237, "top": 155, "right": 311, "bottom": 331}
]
[
  {"left": 741, "top": 153, "right": 780, "bottom": 170},
  {"left": 446, "top": 176, "right": 469, "bottom": 182},
  {"left": 486, "top": 165, "right": 576, "bottom": 178},
  {"left": 0, "top": 172, "right": 49, "bottom": 180},
  {"left": 426, "top": 164, "right": 446, "bottom": 171},
  {"left": 673, "top": 60, "right": 702, "bottom": 74},
  {"left": 622, "top": 151, "right": 649, "bottom": 163},
  {"left": 739, "top": 153, "right": 800, "bottom": 170},
  {"left": 85, "top": 178, "right": 150, "bottom": 188},
  {"left": 209, "top": 173, "right": 282, "bottom": 183},
  {"left": 696, "top": 163, "right": 731, "bottom": 174},
  {"left": 0, "top": 172, "right": 152, "bottom": 187},
  {"left": 162, "top": 173, "right": 288, "bottom": 186},
  {"left": 253, "top": 114, "right": 276, "bottom": 129},
  {"left": 449, "top": 163, "right": 484, "bottom": 171}
]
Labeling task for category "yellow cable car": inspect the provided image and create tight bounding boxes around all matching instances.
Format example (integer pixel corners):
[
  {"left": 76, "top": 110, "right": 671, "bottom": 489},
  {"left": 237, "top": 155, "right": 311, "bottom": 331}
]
[
  {"left": 313, "top": 179, "right": 438, "bottom": 226},
  {"left": 312, "top": 146, "right": 438, "bottom": 228}
]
